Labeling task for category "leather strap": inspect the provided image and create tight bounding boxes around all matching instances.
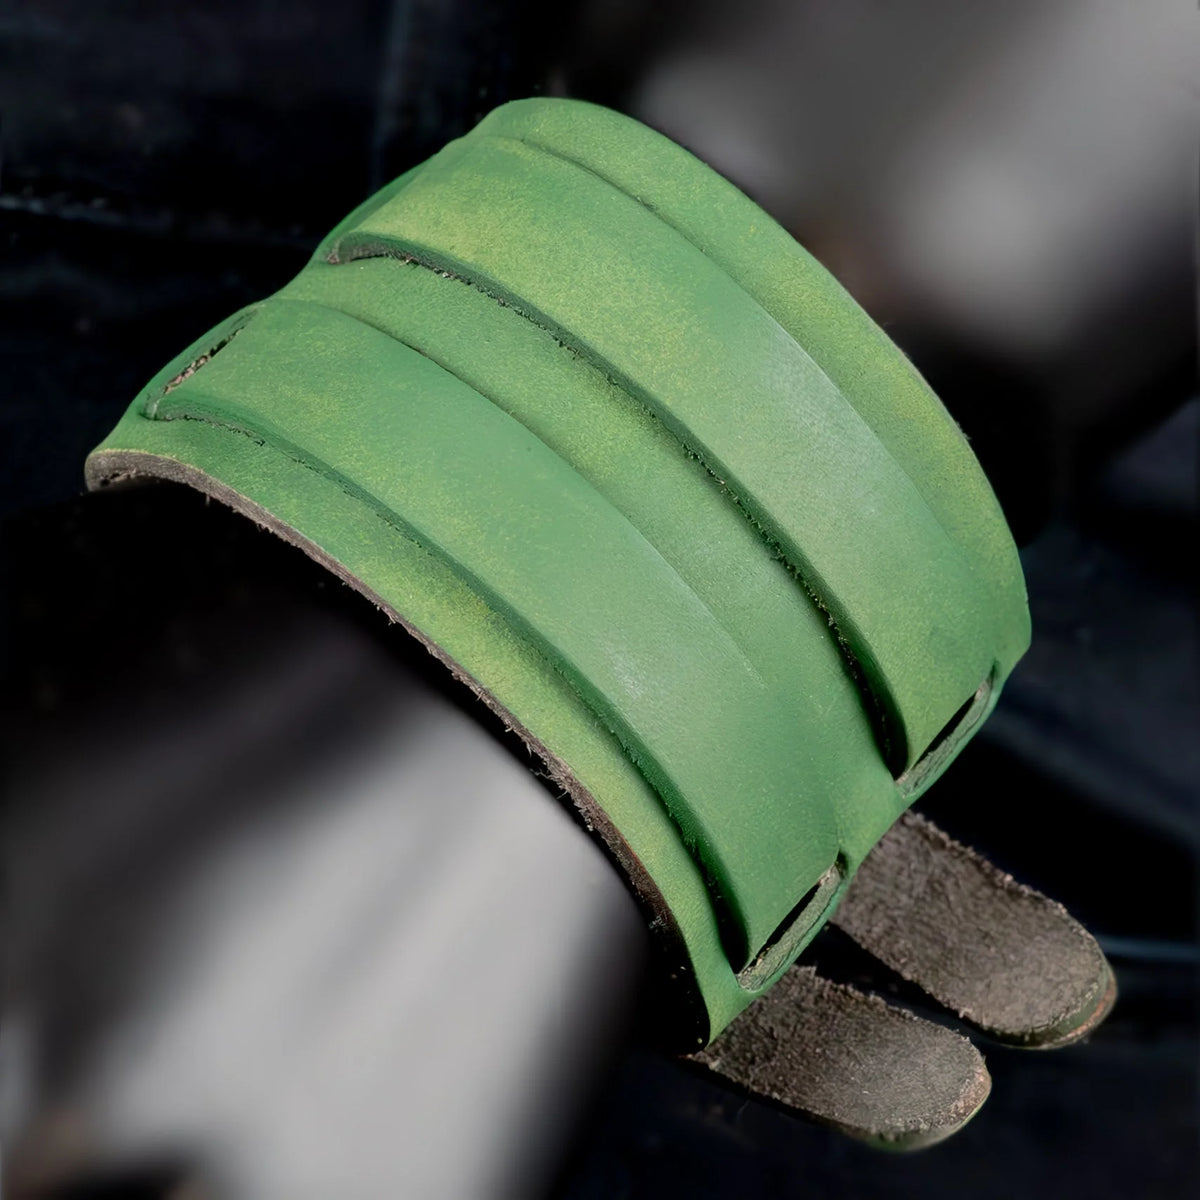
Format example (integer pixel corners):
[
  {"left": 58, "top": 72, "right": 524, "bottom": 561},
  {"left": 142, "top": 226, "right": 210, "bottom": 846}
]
[
  {"left": 692, "top": 964, "right": 991, "bottom": 1149},
  {"left": 833, "top": 812, "right": 1116, "bottom": 1047}
]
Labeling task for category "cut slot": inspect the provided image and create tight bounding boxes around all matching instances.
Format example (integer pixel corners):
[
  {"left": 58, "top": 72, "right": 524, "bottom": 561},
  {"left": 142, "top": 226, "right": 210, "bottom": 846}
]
[
  {"left": 896, "top": 670, "right": 995, "bottom": 797},
  {"left": 160, "top": 330, "right": 241, "bottom": 398},
  {"left": 736, "top": 858, "right": 845, "bottom": 992}
]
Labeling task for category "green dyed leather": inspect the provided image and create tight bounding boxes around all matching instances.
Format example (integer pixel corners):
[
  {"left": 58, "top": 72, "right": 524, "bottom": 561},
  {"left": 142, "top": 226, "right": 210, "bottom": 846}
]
[{"left": 87, "top": 98, "right": 1029, "bottom": 1046}]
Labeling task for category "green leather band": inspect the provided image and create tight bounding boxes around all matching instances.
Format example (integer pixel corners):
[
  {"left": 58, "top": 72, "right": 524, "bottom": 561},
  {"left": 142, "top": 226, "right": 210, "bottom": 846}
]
[
  {"left": 86, "top": 97, "right": 1029, "bottom": 1046},
  {"left": 330, "top": 133, "right": 997, "bottom": 774},
  {"left": 468, "top": 100, "right": 1026, "bottom": 674}
]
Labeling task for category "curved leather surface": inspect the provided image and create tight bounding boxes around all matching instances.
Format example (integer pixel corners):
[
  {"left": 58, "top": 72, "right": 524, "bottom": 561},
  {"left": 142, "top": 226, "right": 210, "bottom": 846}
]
[{"left": 86, "top": 98, "right": 1029, "bottom": 1043}]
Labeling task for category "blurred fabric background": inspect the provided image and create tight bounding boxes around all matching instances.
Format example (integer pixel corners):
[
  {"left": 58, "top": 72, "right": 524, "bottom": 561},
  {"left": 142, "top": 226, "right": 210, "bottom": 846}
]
[{"left": 2, "top": 2, "right": 1196, "bottom": 1196}]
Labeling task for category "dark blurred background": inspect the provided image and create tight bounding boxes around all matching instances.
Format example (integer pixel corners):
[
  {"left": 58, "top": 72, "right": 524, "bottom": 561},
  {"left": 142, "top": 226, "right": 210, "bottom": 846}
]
[{"left": 2, "top": 1, "right": 1197, "bottom": 1197}]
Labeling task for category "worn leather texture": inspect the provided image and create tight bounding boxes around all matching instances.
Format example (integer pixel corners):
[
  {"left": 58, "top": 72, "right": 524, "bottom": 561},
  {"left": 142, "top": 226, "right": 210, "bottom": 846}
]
[
  {"left": 86, "top": 97, "right": 1029, "bottom": 1046},
  {"left": 832, "top": 811, "right": 1116, "bottom": 1047}
]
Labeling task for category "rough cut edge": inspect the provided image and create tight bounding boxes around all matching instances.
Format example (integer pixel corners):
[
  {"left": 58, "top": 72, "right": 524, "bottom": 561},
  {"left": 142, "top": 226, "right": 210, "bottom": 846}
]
[
  {"left": 85, "top": 450, "right": 711, "bottom": 1050},
  {"left": 833, "top": 811, "right": 1117, "bottom": 1049}
]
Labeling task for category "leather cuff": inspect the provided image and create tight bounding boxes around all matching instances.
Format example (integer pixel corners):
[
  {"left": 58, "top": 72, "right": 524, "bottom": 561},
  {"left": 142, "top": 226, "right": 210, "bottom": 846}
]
[{"left": 87, "top": 97, "right": 1029, "bottom": 1049}]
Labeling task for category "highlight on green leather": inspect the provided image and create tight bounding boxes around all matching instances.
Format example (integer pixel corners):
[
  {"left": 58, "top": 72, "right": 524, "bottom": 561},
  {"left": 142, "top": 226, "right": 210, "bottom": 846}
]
[{"left": 86, "top": 97, "right": 1029, "bottom": 1048}]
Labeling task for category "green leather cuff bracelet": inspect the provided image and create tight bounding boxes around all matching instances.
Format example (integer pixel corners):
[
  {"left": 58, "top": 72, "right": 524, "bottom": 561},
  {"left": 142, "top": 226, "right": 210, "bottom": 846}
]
[{"left": 86, "top": 97, "right": 1030, "bottom": 1048}]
